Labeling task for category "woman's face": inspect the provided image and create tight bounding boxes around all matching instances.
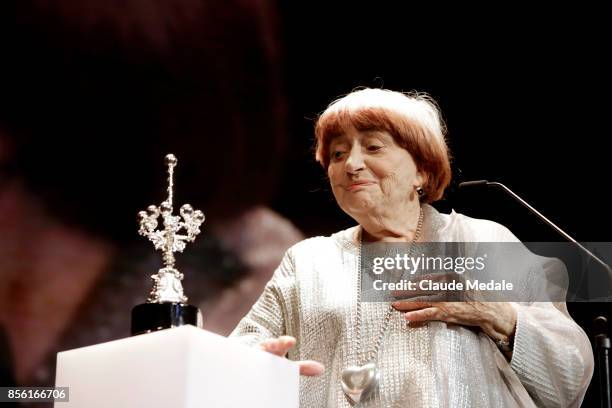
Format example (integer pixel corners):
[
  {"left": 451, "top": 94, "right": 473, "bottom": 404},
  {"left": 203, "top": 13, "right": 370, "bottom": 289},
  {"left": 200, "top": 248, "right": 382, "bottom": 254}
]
[{"left": 327, "top": 126, "right": 424, "bottom": 220}]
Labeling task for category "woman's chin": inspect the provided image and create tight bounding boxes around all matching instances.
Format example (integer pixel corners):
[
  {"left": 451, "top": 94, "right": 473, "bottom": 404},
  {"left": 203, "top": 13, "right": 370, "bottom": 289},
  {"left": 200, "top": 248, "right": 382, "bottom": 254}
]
[{"left": 342, "top": 202, "right": 378, "bottom": 219}]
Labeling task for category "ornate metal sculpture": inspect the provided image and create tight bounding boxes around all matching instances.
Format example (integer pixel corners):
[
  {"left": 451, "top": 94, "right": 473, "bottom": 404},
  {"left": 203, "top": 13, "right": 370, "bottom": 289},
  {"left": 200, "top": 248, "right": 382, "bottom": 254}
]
[{"left": 131, "top": 154, "right": 204, "bottom": 335}]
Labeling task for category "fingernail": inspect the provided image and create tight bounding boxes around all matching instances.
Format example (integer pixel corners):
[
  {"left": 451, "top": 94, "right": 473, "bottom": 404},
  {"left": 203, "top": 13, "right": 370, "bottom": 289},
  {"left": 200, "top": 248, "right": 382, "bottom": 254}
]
[{"left": 310, "top": 362, "right": 325, "bottom": 376}]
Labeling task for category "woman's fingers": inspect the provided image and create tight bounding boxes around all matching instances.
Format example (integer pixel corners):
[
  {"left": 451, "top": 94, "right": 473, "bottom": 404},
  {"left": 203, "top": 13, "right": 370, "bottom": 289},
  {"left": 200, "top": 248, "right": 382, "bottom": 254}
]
[
  {"left": 403, "top": 307, "right": 447, "bottom": 323},
  {"left": 258, "top": 335, "right": 296, "bottom": 356},
  {"left": 391, "top": 300, "right": 431, "bottom": 312},
  {"left": 393, "top": 301, "right": 515, "bottom": 341},
  {"left": 390, "top": 273, "right": 467, "bottom": 302},
  {"left": 298, "top": 360, "right": 325, "bottom": 376},
  {"left": 258, "top": 337, "right": 325, "bottom": 376}
]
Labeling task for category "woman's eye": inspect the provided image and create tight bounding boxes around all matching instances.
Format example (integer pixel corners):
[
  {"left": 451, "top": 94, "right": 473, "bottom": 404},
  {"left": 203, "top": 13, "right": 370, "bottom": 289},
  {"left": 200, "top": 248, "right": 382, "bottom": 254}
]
[
  {"left": 331, "top": 150, "right": 345, "bottom": 160},
  {"left": 367, "top": 145, "right": 382, "bottom": 152}
]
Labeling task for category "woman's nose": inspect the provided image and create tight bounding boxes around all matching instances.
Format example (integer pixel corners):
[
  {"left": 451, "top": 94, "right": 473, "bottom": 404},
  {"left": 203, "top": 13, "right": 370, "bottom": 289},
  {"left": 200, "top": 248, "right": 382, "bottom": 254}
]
[{"left": 345, "top": 147, "right": 365, "bottom": 173}]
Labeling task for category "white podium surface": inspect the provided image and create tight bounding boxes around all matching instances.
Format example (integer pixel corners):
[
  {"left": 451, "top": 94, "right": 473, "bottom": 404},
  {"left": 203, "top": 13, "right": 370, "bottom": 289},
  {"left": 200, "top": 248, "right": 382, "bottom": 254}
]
[{"left": 55, "top": 325, "right": 299, "bottom": 408}]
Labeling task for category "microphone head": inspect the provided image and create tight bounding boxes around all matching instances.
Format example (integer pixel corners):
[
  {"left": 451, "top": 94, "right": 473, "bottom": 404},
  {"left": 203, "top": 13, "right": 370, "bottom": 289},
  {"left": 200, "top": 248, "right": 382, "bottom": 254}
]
[
  {"left": 458, "top": 180, "right": 489, "bottom": 189},
  {"left": 594, "top": 316, "right": 608, "bottom": 335}
]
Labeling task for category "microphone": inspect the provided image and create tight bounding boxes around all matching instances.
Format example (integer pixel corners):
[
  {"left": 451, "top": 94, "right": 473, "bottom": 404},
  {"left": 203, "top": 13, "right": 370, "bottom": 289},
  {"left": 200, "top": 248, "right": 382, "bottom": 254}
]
[
  {"left": 459, "top": 180, "right": 612, "bottom": 275},
  {"left": 595, "top": 316, "right": 609, "bottom": 337},
  {"left": 458, "top": 180, "right": 489, "bottom": 189},
  {"left": 594, "top": 316, "right": 612, "bottom": 408}
]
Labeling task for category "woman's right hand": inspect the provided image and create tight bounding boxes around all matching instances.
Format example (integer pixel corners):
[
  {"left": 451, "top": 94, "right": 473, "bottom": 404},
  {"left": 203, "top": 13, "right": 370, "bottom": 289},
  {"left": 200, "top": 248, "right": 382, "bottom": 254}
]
[{"left": 258, "top": 336, "right": 325, "bottom": 376}]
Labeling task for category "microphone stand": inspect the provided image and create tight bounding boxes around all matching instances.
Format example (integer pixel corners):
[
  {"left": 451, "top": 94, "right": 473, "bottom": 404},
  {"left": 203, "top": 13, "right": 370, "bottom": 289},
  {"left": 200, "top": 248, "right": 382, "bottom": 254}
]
[
  {"left": 458, "top": 180, "right": 611, "bottom": 275},
  {"left": 459, "top": 179, "right": 612, "bottom": 408},
  {"left": 595, "top": 317, "right": 612, "bottom": 408}
]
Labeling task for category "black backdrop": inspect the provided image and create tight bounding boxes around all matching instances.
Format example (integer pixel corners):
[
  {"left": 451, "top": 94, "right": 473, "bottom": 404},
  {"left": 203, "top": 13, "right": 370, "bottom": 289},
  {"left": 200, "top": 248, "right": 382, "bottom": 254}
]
[{"left": 274, "top": 4, "right": 610, "bottom": 241}]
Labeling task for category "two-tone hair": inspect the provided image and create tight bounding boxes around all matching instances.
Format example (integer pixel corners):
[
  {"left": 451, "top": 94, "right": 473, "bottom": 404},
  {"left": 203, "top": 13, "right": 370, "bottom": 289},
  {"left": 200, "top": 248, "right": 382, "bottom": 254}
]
[{"left": 314, "top": 88, "right": 451, "bottom": 203}]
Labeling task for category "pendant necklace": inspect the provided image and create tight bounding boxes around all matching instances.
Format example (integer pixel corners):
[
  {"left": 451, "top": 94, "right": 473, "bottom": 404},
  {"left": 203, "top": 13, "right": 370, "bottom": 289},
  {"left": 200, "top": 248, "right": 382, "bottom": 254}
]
[{"left": 341, "top": 207, "right": 423, "bottom": 405}]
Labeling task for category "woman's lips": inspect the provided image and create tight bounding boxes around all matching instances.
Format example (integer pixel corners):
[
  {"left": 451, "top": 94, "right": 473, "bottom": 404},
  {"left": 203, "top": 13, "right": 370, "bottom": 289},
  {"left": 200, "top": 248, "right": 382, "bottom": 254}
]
[{"left": 345, "top": 181, "right": 376, "bottom": 191}]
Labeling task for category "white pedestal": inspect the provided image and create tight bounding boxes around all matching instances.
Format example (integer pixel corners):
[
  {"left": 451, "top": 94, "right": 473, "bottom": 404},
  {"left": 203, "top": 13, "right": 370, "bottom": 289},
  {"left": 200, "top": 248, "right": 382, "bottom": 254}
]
[{"left": 55, "top": 325, "right": 298, "bottom": 407}]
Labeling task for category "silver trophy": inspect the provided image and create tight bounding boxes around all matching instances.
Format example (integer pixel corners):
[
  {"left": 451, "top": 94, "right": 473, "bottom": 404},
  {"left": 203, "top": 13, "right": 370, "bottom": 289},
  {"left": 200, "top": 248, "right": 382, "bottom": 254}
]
[{"left": 131, "top": 154, "right": 204, "bottom": 335}]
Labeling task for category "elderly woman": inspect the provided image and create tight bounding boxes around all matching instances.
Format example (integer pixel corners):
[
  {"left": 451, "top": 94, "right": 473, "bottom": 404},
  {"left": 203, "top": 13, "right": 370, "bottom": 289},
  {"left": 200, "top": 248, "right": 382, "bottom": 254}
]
[{"left": 230, "top": 88, "right": 594, "bottom": 407}]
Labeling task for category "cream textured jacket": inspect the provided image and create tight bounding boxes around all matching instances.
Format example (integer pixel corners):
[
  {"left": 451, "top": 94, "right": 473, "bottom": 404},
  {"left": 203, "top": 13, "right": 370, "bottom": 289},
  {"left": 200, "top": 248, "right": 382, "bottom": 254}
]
[{"left": 230, "top": 204, "right": 594, "bottom": 407}]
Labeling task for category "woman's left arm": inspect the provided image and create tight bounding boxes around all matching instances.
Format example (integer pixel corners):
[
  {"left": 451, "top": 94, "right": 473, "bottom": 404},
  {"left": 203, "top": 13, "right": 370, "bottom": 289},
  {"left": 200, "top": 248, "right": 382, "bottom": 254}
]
[
  {"left": 393, "top": 296, "right": 594, "bottom": 407},
  {"left": 506, "top": 301, "right": 593, "bottom": 407}
]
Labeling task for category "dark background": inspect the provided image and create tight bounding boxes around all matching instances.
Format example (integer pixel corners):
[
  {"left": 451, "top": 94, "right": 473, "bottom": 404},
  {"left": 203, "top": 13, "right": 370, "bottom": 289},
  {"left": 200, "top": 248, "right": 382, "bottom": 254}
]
[
  {"left": 274, "top": 4, "right": 610, "bottom": 241},
  {"left": 1, "top": 1, "right": 609, "bottom": 405}
]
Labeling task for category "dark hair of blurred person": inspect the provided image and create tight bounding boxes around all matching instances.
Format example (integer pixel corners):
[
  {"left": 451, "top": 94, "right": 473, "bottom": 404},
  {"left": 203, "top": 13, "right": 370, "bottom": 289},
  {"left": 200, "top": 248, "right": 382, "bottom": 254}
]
[{"left": 0, "top": 0, "right": 287, "bottom": 241}]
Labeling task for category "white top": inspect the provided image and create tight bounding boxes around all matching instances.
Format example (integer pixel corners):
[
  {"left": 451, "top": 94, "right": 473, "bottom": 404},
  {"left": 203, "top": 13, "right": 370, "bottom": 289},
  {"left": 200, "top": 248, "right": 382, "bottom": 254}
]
[{"left": 230, "top": 204, "right": 594, "bottom": 407}]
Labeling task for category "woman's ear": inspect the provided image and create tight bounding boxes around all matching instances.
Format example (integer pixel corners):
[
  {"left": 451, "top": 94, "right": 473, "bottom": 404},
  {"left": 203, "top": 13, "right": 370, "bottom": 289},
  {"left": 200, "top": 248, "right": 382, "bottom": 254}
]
[{"left": 414, "top": 169, "right": 427, "bottom": 189}]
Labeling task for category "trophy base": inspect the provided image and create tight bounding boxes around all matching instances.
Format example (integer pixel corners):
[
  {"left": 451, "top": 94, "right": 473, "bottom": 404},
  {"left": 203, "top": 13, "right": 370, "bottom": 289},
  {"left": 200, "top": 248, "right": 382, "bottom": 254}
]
[{"left": 131, "top": 302, "right": 202, "bottom": 336}]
